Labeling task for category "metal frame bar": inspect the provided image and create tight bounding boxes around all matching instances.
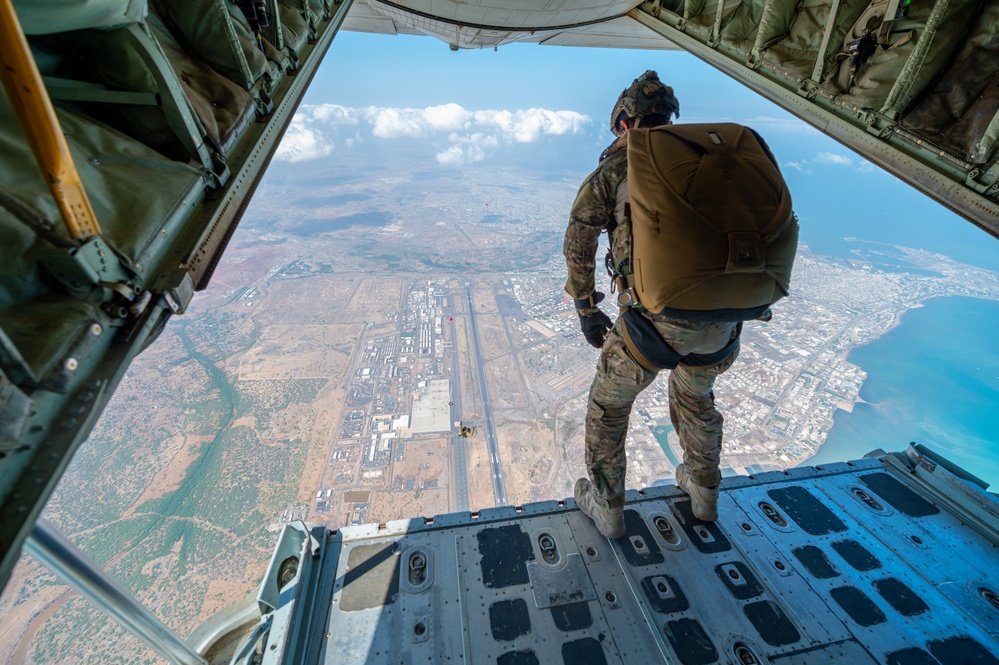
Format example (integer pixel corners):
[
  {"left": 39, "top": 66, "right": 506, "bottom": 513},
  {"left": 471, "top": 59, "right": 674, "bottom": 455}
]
[
  {"left": 971, "top": 130, "right": 999, "bottom": 174},
  {"left": 25, "top": 518, "right": 206, "bottom": 665},
  {"left": 811, "top": 0, "right": 843, "bottom": 83},
  {"left": 209, "top": 0, "right": 257, "bottom": 90},
  {"left": 42, "top": 77, "right": 160, "bottom": 106},
  {"left": 264, "top": 0, "right": 286, "bottom": 50},
  {"left": 121, "top": 23, "right": 218, "bottom": 172},
  {"left": 884, "top": 446, "right": 999, "bottom": 547},
  {"left": 709, "top": 0, "right": 728, "bottom": 46}
]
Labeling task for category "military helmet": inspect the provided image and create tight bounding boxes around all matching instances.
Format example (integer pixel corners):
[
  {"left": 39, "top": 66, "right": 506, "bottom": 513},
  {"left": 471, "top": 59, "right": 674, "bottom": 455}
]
[{"left": 610, "top": 70, "right": 680, "bottom": 136}]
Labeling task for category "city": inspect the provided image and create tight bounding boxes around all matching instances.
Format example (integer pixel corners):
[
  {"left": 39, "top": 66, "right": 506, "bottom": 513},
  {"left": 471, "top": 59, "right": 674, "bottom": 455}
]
[
  {"left": 214, "top": 216, "right": 999, "bottom": 533},
  {"left": 2, "top": 165, "right": 998, "bottom": 663}
]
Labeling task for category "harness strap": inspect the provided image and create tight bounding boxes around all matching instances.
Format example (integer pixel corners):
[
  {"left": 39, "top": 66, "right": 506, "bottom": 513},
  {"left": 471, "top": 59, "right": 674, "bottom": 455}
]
[
  {"left": 618, "top": 311, "right": 662, "bottom": 373},
  {"left": 618, "top": 308, "right": 741, "bottom": 372}
]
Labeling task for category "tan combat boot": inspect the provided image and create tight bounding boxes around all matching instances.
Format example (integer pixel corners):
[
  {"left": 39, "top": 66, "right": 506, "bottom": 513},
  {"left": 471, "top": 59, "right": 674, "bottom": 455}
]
[
  {"left": 574, "top": 478, "right": 626, "bottom": 539},
  {"left": 676, "top": 464, "right": 720, "bottom": 521}
]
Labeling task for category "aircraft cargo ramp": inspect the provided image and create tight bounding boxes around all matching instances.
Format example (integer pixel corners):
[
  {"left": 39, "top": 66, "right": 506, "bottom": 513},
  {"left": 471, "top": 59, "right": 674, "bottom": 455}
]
[{"left": 196, "top": 445, "right": 999, "bottom": 664}]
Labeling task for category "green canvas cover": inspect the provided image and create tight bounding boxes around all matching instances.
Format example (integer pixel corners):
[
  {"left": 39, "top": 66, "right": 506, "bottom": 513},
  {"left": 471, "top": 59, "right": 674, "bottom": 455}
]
[
  {"left": 761, "top": 0, "right": 872, "bottom": 79},
  {"left": 718, "top": 0, "right": 770, "bottom": 53},
  {"left": 684, "top": 0, "right": 999, "bottom": 163},
  {"left": 0, "top": 89, "right": 203, "bottom": 389},
  {"left": 901, "top": 0, "right": 999, "bottom": 164},
  {"left": 278, "top": 1, "right": 312, "bottom": 57},
  {"left": 682, "top": 0, "right": 741, "bottom": 39},
  {"left": 309, "top": 0, "right": 329, "bottom": 21},
  {"left": 284, "top": 0, "right": 326, "bottom": 39},
  {"left": 626, "top": 124, "right": 797, "bottom": 315},
  {"left": 822, "top": 0, "right": 983, "bottom": 113},
  {"left": 61, "top": 19, "right": 257, "bottom": 157},
  {"left": 0, "top": 92, "right": 202, "bottom": 274},
  {"left": 13, "top": 0, "right": 146, "bottom": 35},
  {"left": 150, "top": 0, "right": 271, "bottom": 90},
  {"left": 148, "top": 18, "right": 258, "bottom": 155}
]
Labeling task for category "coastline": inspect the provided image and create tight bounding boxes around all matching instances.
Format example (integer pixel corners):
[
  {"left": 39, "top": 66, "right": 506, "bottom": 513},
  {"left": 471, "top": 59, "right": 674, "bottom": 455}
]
[
  {"left": 795, "top": 299, "right": 926, "bottom": 468},
  {"left": 798, "top": 294, "right": 999, "bottom": 472}
]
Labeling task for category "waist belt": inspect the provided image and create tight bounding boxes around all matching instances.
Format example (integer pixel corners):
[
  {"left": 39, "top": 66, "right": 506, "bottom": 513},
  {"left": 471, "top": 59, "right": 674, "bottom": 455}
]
[{"left": 619, "top": 308, "right": 741, "bottom": 372}]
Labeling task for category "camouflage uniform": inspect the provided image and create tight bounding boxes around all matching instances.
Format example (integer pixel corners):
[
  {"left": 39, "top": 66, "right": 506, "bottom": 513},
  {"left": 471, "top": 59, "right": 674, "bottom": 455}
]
[{"left": 564, "top": 137, "right": 740, "bottom": 508}]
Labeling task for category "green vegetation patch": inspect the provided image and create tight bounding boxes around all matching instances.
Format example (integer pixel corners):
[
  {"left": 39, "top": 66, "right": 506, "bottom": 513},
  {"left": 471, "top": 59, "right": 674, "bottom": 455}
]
[
  {"left": 73, "top": 514, "right": 165, "bottom": 568},
  {"left": 51, "top": 437, "right": 161, "bottom": 533}
]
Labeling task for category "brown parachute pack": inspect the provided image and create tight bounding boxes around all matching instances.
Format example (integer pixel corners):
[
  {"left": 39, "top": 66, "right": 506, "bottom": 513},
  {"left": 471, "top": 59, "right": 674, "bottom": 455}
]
[{"left": 624, "top": 122, "right": 798, "bottom": 321}]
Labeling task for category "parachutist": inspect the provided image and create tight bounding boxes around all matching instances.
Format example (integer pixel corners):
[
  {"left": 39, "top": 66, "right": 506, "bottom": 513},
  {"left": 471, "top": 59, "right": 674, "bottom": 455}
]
[{"left": 566, "top": 70, "right": 797, "bottom": 537}]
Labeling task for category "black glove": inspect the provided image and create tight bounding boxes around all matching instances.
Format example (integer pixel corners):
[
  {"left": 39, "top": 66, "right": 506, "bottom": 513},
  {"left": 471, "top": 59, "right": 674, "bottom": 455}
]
[{"left": 576, "top": 292, "right": 613, "bottom": 349}]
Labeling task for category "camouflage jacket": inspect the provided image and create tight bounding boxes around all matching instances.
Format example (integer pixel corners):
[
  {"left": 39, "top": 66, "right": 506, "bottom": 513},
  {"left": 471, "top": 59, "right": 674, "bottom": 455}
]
[{"left": 563, "top": 136, "right": 632, "bottom": 311}]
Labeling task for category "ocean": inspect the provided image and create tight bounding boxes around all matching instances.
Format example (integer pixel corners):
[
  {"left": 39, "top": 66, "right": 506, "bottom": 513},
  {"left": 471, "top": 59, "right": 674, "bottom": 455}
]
[
  {"left": 806, "top": 296, "right": 999, "bottom": 489},
  {"left": 791, "top": 172, "right": 999, "bottom": 273}
]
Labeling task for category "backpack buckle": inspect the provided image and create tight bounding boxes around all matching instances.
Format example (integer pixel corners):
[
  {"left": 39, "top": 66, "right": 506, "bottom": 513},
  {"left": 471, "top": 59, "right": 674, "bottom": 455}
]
[{"left": 617, "top": 287, "right": 638, "bottom": 307}]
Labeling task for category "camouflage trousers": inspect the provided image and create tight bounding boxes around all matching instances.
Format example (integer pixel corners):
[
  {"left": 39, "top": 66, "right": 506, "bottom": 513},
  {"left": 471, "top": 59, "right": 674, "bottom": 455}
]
[{"left": 584, "top": 316, "right": 739, "bottom": 507}]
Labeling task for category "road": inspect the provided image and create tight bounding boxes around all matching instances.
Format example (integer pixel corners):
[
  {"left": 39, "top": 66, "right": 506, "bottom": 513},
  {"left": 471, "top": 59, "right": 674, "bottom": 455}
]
[
  {"left": 314, "top": 280, "right": 381, "bottom": 519},
  {"left": 444, "top": 294, "right": 471, "bottom": 511},
  {"left": 464, "top": 285, "right": 508, "bottom": 506}
]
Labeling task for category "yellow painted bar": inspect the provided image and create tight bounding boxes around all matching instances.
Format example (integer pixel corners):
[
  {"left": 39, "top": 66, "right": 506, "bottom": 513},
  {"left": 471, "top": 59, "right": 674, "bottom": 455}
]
[{"left": 0, "top": 0, "right": 101, "bottom": 239}]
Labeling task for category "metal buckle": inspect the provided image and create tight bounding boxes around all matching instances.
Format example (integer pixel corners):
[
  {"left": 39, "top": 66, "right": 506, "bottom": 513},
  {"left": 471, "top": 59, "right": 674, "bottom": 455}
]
[{"left": 617, "top": 288, "right": 637, "bottom": 307}]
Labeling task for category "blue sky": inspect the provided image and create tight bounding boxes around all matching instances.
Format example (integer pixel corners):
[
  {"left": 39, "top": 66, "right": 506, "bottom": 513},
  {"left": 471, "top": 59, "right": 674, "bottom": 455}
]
[{"left": 280, "top": 30, "right": 998, "bottom": 271}]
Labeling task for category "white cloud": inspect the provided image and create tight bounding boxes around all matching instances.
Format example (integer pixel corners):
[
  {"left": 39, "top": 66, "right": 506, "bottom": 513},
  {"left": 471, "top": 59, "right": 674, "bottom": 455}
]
[
  {"left": 449, "top": 132, "right": 499, "bottom": 149},
  {"left": 474, "top": 108, "right": 589, "bottom": 143},
  {"left": 345, "top": 131, "right": 363, "bottom": 148},
  {"left": 424, "top": 103, "right": 472, "bottom": 131},
  {"left": 274, "top": 123, "right": 333, "bottom": 163},
  {"left": 437, "top": 144, "right": 485, "bottom": 166},
  {"left": 437, "top": 132, "right": 499, "bottom": 166},
  {"left": 780, "top": 151, "right": 876, "bottom": 175},
  {"left": 309, "top": 104, "right": 358, "bottom": 125},
  {"left": 366, "top": 107, "right": 427, "bottom": 138},
  {"left": 275, "top": 102, "right": 590, "bottom": 163},
  {"left": 783, "top": 161, "right": 811, "bottom": 174},
  {"left": 275, "top": 105, "right": 356, "bottom": 162},
  {"left": 814, "top": 151, "right": 853, "bottom": 166}
]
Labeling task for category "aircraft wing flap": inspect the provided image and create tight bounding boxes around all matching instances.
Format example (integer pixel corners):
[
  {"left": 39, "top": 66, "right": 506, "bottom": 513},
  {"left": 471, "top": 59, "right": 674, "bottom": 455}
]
[
  {"left": 342, "top": 1, "right": 423, "bottom": 36},
  {"left": 523, "top": 16, "right": 679, "bottom": 51},
  {"left": 342, "top": 1, "right": 679, "bottom": 50}
]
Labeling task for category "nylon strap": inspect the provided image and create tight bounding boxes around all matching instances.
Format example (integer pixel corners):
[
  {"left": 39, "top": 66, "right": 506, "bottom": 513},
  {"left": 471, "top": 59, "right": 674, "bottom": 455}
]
[
  {"left": 618, "top": 311, "right": 665, "bottom": 373},
  {"left": 619, "top": 308, "right": 741, "bottom": 371}
]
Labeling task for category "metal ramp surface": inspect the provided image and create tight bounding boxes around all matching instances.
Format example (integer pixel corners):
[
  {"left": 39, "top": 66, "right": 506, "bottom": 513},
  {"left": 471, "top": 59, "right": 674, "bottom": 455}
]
[{"left": 212, "top": 447, "right": 999, "bottom": 664}]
